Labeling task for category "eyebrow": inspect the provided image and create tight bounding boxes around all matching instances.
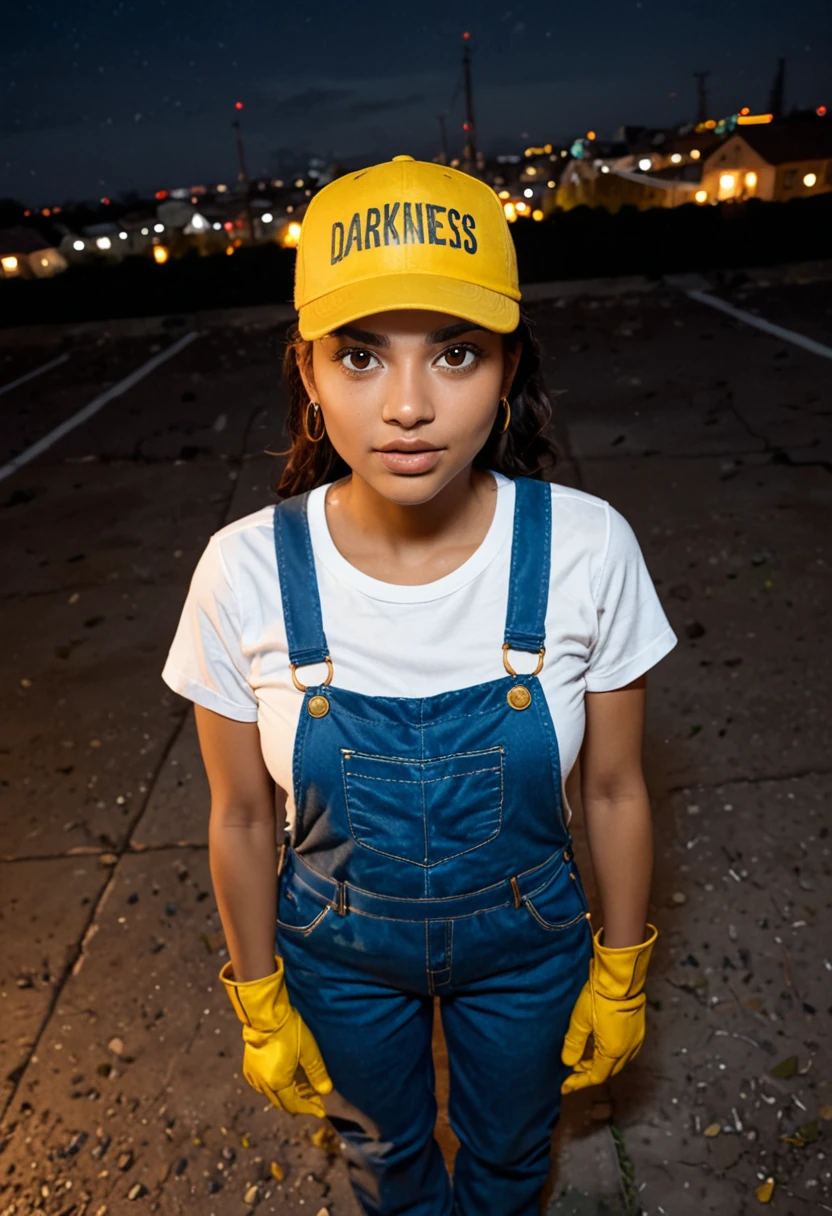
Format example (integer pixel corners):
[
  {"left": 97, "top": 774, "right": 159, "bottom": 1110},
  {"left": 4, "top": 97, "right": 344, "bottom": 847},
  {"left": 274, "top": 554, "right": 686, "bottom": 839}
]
[{"left": 325, "top": 321, "right": 488, "bottom": 347}]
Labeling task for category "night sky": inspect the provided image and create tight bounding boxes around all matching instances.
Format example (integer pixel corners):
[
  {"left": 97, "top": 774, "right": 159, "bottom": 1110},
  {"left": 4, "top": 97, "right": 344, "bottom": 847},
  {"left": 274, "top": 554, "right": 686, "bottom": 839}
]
[{"left": 4, "top": 1, "right": 830, "bottom": 204}]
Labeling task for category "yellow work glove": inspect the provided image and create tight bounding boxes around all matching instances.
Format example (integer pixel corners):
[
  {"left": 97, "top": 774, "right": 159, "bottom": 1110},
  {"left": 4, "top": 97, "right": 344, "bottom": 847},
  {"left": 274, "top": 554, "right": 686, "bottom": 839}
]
[
  {"left": 220, "top": 955, "right": 333, "bottom": 1117},
  {"left": 561, "top": 921, "right": 658, "bottom": 1094}
]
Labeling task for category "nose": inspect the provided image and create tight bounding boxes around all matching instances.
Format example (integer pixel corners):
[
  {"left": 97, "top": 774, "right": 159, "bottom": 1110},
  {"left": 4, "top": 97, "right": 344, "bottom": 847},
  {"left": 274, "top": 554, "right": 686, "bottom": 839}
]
[{"left": 380, "top": 363, "right": 436, "bottom": 429}]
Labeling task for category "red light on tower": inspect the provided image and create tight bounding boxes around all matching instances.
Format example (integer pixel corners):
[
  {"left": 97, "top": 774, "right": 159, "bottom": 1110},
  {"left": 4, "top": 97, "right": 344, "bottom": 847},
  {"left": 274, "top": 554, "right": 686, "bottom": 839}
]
[
  {"left": 155, "top": 189, "right": 168, "bottom": 200},
  {"left": 462, "top": 31, "right": 470, "bottom": 40},
  {"left": 463, "top": 121, "right": 470, "bottom": 132},
  {"left": 818, "top": 105, "right": 827, "bottom": 116},
  {"left": 740, "top": 106, "right": 750, "bottom": 116},
  {"left": 235, "top": 100, "right": 244, "bottom": 110}
]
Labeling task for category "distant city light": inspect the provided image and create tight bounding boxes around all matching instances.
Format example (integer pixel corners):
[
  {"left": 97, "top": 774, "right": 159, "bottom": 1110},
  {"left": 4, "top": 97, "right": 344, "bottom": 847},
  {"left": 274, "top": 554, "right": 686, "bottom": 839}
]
[
  {"left": 498, "top": 189, "right": 510, "bottom": 199},
  {"left": 2, "top": 255, "right": 19, "bottom": 272},
  {"left": 600, "top": 165, "right": 611, "bottom": 173},
  {"left": 670, "top": 153, "right": 682, "bottom": 164},
  {"left": 739, "top": 107, "right": 750, "bottom": 116},
  {"left": 526, "top": 166, "right": 537, "bottom": 176},
  {"left": 119, "top": 231, "right": 128, "bottom": 240},
  {"left": 216, "top": 184, "right": 228, "bottom": 193},
  {"left": 719, "top": 173, "right": 736, "bottom": 191},
  {"left": 155, "top": 190, "right": 168, "bottom": 200},
  {"left": 72, "top": 239, "right": 85, "bottom": 251},
  {"left": 100, "top": 197, "right": 110, "bottom": 205},
  {"left": 223, "top": 221, "right": 234, "bottom": 231},
  {"left": 690, "top": 149, "right": 701, "bottom": 160},
  {"left": 503, "top": 202, "right": 517, "bottom": 222},
  {"left": 141, "top": 227, "right": 149, "bottom": 235},
  {"left": 283, "top": 221, "right": 302, "bottom": 247},
  {"left": 294, "top": 178, "right": 304, "bottom": 187},
  {"left": 153, "top": 223, "right": 164, "bottom": 233},
  {"left": 523, "top": 188, "right": 534, "bottom": 197},
  {"left": 261, "top": 213, "right": 273, "bottom": 223},
  {"left": 532, "top": 209, "right": 544, "bottom": 221},
  {"left": 286, "top": 204, "right": 294, "bottom": 213},
  {"left": 744, "top": 171, "right": 758, "bottom": 188},
  {"left": 153, "top": 245, "right": 169, "bottom": 264},
  {"left": 586, "top": 130, "right": 596, "bottom": 140},
  {"left": 212, "top": 222, "right": 222, "bottom": 230},
  {"left": 803, "top": 172, "right": 817, "bottom": 187},
  {"left": 272, "top": 179, "right": 284, "bottom": 187},
  {"left": 226, "top": 245, "right": 235, "bottom": 256},
  {"left": 638, "top": 158, "right": 652, "bottom": 171},
  {"left": 695, "top": 190, "right": 708, "bottom": 203},
  {"left": 42, "top": 207, "right": 51, "bottom": 216},
  {"left": 235, "top": 101, "right": 244, "bottom": 110},
  {"left": 818, "top": 106, "right": 827, "bottom": 117},
  {"left": 547, "top": 179, "right": 555, "bottom": 187},
  {"left": 190, "top": 214, "right": 207, "bottom": 230},
  {"left": 96, "top": 236, "right": 112, "bottom": 250},
  {"left": 737, "top": 113, "right": 773, "bottom": 125},
  {"left": 515, "top": 201, "right": 527, "bottom": 213}
]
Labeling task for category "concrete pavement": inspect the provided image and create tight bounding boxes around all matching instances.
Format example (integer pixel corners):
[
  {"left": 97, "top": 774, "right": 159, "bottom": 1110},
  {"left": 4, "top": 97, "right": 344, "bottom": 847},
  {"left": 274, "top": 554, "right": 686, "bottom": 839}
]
[{"left": 1, "top": 280, "right": 830, "bottom": 1215}]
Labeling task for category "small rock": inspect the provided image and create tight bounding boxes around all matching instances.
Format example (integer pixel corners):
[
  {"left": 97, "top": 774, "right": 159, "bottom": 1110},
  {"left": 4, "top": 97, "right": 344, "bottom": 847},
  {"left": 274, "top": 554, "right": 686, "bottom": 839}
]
[
  {"left": 174, "top": 1157, "right": 188, "bottom": 1176},
  {"left": 670, "top": 892, "right": 687, "bottom": 905},
  {"left": 127, "top": 1183, "right": 145, "bottom": 1200},
  {"left": 684, "top": 620, "right": 706, "bottom": 639},
  {"left": 118, "top": 1150, "right": 134, "bottom": 1171},
  {"left": 99, "top": 853, "right": 118, "bottom": 867},
  {"left": 269, "top": 1161, "right": 285, "bottom": 1181},
  {"left": 244, "top": 1183, "right": 260, "bottom": 1205},
  {"left": 108, "top": 1037, "right": 124, "bottom": 1056}
]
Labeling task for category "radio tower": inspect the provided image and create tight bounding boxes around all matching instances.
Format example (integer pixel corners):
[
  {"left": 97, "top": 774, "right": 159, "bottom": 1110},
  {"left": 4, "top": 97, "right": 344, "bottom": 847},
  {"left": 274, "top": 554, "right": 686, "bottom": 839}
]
[{"left": 461, "top": 31, "right": 478, "bottom": 175}]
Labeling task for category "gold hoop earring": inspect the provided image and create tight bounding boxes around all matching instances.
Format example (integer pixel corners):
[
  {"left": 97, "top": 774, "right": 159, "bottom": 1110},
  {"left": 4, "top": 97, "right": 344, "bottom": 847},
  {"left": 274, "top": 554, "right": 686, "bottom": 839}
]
[
  {"left": 498, "top": 396, "right": 511, "bottom": 434},
  {"left": 303, "top": 401, "right": 326, "bottom": 443}
]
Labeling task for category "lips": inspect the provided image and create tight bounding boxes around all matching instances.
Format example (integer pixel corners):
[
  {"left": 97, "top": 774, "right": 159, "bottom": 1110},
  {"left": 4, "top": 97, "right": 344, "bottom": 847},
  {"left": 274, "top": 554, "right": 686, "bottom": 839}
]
[{"left": 373, "top": 442, "right": 444, "bottom": 475}]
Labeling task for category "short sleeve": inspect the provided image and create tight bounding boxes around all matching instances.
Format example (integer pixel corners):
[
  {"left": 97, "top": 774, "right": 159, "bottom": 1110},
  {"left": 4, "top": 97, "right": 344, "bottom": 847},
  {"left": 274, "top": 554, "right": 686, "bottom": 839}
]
[
  {"left": 161, "top": 534, "right": 259, "bottom": 722},
  {"left": 585, "top": 505, "right": 678, "bottom": 692}
]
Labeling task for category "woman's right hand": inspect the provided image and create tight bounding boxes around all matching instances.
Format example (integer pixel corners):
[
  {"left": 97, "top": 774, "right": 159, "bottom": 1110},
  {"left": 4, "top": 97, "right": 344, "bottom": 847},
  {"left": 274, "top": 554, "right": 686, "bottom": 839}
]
[{"left": 220, "top": 956, "right": 333, "bottom": 1117}]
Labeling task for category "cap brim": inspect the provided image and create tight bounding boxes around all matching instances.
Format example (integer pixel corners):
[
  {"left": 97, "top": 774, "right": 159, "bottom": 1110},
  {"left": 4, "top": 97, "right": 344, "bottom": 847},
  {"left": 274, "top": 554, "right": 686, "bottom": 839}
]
[{"left": 297, "top": 272, "right": 520, "bottom": 340}]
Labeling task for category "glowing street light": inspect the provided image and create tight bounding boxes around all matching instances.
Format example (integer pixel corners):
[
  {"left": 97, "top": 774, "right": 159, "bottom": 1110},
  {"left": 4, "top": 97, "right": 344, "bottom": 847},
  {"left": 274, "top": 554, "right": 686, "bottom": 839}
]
[
  {"left": 261, "top": 212, "right": 273, "bottom": 223},
  {"left": 670, "top": 153, "right": 682, "bottom": 164},
  {"left": 153, "top": 223, "right": 164, "bottom": 233},
  {"left": 695, "top": 189, "right": 708, "bottom": 203},
  {"left": 690, "top": 149, "right": 701, "bottom": 160},
  {"left": 523, "top": 188, "right": 534, "bottom": 197},
  {"left": 638, "top": 157, "right": 652, "bottom": 171},
  {"left": 72, "top": 239, "right": 85, "bottom": 251},
  {"left": 803, "top": 172, "right": 817, "bottom": 187},
  {"left": 96, "top": 236, "right": 112, "bottom": 250},
  {"left": 153, "top": 245, "right": 170, "bottom": 264}
]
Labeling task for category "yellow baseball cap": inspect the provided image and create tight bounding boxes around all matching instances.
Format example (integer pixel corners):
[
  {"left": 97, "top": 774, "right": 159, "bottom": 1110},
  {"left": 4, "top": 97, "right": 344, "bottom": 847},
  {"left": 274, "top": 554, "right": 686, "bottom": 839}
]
[{"left": 294, "top": 155, "right": 521, "bottom": 340}]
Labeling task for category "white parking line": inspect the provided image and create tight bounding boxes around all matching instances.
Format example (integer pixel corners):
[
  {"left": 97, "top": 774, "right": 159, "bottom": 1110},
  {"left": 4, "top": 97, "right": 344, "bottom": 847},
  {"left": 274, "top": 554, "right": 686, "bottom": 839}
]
[
  {"left": 687, "top": 289, "right": 832, "bottom": 361},
  {"left": 0, "top": 352, "right": 71, "bottom": 397},
  {"left": 0, "top": 332, "right": 199, "bottom": 483}
]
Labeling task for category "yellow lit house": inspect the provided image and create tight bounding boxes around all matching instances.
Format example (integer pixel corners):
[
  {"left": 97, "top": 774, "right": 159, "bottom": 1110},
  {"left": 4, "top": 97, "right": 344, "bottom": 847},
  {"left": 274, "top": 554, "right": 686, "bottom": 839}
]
[{"left": 699, "top": 122, "right": 832, "bottom": 203}]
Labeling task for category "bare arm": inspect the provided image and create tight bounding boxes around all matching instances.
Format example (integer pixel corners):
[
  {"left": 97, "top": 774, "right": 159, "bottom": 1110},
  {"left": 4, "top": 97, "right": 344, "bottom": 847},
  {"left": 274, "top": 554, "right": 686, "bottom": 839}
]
[
  {"left": 579, "top": 673, "right": 653, "bottom": 949},
  {"left": 194, "top": 704, "right": 284, "bottom": 982}
]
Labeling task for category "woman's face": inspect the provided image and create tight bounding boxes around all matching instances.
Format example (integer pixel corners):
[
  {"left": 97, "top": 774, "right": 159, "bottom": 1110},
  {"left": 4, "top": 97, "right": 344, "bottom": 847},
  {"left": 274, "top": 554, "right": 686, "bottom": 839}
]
[{"left": 299, "top": 309, "right": 522, "bottom": 504}]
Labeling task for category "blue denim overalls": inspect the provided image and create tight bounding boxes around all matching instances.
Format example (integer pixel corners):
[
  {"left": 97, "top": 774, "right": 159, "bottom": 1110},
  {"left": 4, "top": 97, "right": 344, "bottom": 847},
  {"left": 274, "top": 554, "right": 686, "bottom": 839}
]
[{"left": 273, "top": 476, "right": 593, "bottom": 1216}]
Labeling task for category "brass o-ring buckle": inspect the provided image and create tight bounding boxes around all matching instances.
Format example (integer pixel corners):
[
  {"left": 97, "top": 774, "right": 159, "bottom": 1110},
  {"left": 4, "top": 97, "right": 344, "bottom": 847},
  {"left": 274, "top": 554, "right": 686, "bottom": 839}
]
[
  {"left": 502, "top": 643, "right": 545, "bottom": 677},
  {"left": 290, "top": 656, "right": 334, "bottom": 692}
]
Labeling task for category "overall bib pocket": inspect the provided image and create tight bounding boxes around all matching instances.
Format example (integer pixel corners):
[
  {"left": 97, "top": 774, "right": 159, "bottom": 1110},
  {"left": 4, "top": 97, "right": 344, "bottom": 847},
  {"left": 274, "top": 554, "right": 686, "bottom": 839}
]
[
  {"left": 523, "top": 859, "right": 590, "bottom": 931},
  {"left": 342, "top": 746, "right": 504, "bottom": 866},
  {"left": 276, "top": 871, "right": 332, "bottom": 937}
]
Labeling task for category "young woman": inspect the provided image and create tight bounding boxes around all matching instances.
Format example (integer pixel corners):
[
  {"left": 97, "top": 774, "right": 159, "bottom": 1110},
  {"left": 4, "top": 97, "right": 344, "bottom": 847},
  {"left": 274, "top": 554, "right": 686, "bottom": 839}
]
[{"left": 162, "top": 156, "right": 678, "bottom": 1216}]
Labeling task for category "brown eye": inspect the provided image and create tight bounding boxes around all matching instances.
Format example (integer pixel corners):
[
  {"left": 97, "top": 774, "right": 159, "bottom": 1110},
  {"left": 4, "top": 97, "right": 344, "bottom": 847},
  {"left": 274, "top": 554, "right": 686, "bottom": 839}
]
[
  {"left": 343, "top": 348, "right": 375, "bottom": 371},
  {"left": 444, "top": 345, "right": 467, "bottom": 367}
]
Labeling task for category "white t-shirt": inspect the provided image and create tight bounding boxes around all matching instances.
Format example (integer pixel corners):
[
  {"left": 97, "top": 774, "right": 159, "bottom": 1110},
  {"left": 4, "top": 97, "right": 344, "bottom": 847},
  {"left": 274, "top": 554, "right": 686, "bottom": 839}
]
[{"left": 161, "top": 473, "right": 678, "bottom": 831}]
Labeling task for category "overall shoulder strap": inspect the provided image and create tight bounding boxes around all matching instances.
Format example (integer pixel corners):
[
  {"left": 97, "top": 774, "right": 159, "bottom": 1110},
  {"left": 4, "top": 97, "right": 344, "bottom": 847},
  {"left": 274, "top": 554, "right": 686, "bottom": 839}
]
[
  {"left": 503, "top": 477, "right": 552, "bottom": 654},
  {"left": 272, "top": 493, "right": 330, "bottom": 666}
]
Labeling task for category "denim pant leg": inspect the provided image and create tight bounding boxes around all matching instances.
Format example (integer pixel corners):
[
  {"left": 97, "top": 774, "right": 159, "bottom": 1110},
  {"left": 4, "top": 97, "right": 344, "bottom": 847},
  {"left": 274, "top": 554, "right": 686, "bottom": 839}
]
[
  {"left": 440, "top": 921, "right": 592, "bottom": 1216},
  {"left": 278, "top": 935, "right": 454, "bottom": 1216}
]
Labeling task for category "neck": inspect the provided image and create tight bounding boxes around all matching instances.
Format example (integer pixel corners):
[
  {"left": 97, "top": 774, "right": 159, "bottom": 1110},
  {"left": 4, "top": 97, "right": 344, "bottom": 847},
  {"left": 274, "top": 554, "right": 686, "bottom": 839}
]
[{"left": 324, "top": 466, "right": 497, "bottom": 574}]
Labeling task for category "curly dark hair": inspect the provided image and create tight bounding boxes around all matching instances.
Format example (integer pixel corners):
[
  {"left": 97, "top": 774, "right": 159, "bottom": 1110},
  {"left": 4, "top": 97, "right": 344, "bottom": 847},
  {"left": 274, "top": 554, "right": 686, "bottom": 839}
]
[{"left": 268, "top": 310, "right": 560, "bottom": 498}]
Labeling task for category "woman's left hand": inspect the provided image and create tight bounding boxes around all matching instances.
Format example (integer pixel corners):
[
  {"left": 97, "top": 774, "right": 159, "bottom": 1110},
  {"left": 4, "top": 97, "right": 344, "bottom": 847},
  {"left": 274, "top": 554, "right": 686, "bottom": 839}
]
[{"left": 560, "top": 922, "right": 658, "bottom": 1094}]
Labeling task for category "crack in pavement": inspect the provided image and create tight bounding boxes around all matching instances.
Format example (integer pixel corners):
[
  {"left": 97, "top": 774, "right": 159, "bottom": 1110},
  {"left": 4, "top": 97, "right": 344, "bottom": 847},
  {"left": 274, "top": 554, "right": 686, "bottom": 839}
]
[{"left": 0, "top": 402, "right": 265, "bottom": 1126}]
